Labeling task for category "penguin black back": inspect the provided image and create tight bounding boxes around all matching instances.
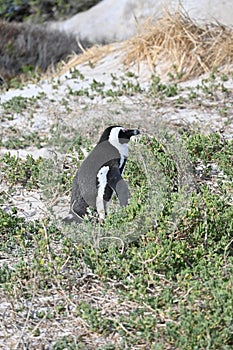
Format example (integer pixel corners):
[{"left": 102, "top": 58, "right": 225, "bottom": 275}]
[{"left": 63, "top": 126, "right": 140, "bottom": 224}]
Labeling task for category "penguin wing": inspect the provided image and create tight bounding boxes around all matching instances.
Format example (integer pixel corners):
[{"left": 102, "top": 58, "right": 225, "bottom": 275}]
[
  {"left": 107, "top": 166, "right": 130, "bottom": 207},
  {"left": 63, "top": 170, "right": 89, "bottom": 224}
]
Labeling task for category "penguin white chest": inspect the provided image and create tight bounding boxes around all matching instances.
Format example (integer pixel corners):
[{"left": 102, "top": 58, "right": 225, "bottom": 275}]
[
  {"left": 109, "top": 140, "right": 128, "bottom": 168},
  {"left": 96, "top": 166, "right": 109, "bottom": 220},
  {"left": 118, "top": 143, "right": 128, "bottom": 168},
  {"left": 97, "top": 166, "right": 109, "bottom": 194},
  {"left": 108, "top": 127, "right": 129, "bottom": 168}
]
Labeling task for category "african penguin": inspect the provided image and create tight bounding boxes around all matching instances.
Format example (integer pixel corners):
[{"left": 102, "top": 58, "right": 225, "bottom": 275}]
[{"left": 63, "top": 126, "right": 140, "bottom": 223}]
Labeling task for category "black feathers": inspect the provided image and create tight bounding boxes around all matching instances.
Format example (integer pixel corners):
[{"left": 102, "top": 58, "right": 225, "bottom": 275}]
[{"left": 63, "top": 126, "right": 140, "bottom": 224}]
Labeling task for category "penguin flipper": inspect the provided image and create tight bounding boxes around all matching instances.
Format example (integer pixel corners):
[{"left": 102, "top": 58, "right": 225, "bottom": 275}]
[{"left": 108, "top": 166, "right": 130, "bottom": 207}]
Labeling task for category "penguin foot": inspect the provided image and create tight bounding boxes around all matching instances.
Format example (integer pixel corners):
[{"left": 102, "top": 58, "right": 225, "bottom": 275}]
[{"left": 62, "top": 213, "right": 83, "bottom": 224}]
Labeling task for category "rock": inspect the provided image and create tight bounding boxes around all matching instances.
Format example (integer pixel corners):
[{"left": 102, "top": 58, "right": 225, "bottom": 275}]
[{"left": 50, "top": 0, "right": 233, "bottom": 44}]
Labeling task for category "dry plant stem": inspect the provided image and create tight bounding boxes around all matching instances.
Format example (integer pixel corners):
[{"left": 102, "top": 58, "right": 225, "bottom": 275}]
[
  {"left": 15, "top": 278, "right": 36, "bottom": 349},
  {"left": 203, "top": 204, "right": 209, "bottom": 249},
  {"left": 42, "top": 222, "right": 52, "bottom": 263},
  {"left": 224, "top": 238, "right": 233, "bottom": 262}
]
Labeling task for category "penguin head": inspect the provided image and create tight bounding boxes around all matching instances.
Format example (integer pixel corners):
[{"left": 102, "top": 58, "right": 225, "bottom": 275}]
[
  {"left": 118, "top": 127, "right": 140, "bottom": 144},
  {"left": 98, "top": 126, "right": 140, "bottom": 144}
]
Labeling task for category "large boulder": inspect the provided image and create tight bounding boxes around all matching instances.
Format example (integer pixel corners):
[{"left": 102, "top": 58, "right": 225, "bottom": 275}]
[{"left": 50, "top": 0, "right": 233, "bottom": 44}]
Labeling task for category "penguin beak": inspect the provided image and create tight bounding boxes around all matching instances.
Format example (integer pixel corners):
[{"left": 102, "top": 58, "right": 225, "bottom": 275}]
[{"left": 132, "top": 129, "right": 140, "bottom": 136}]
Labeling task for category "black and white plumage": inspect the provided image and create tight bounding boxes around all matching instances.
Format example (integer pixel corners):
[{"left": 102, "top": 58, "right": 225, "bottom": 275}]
[{"left": 63, "top": 126, "right": 140, "bottom": 223}]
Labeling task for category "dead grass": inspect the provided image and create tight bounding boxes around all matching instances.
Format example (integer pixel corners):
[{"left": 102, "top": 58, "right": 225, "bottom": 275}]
[
  {"left": 124, "top": 10, "right": 233, "bottom": 80},
  {"left": 61, "top": 11, "right": 233, "bottom": 81},
  {"left": 58, "top": 42, "right": 125, "bottom": 76}
]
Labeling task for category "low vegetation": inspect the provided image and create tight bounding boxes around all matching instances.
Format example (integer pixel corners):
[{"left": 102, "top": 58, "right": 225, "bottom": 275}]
[
  {"left": 0, "top": 107, "right": 232, "bottom": 348},
  {"left": 0, "top": 0, "right": 101, "bottom": 22}
]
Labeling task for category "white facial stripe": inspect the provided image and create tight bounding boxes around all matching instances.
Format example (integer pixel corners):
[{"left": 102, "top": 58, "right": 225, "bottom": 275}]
[
  {"left": 108, "top": 127, "right": 123, "bottom": 143},
  {"left": 96, "top": 166, "right": 109, "bottom": 219},
  {"left": 108, "top": 127, "right": 128, "bottom": 168}
]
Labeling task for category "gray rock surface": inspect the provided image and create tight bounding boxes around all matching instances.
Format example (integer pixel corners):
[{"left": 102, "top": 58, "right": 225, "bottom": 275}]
[{"left": 50, "top": 0, "right": 233, "bottom": 44}]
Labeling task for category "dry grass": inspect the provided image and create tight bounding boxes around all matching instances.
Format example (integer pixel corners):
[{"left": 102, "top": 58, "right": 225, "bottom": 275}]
[
  {"left": 58, "top": 42, "right": 125, "bottom": 76},
  {"left": 61, "top": 11, "right": 233, "bottom": 81},
  {"left": 124, "top": 10, "right": 233, "bottom": 80}
]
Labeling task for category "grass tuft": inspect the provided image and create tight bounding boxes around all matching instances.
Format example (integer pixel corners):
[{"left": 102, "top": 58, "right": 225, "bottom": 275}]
[{"left": 124, "top": 10, "right": 233, "bottom": 80}]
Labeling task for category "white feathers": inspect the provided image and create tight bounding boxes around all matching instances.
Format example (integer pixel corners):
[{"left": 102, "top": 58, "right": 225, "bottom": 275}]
[
  {"left": 108, "top": 126, "right": 128, "bottom": 168},
  {"left": 96, "top": 165, "right": 109, "bottom": 220}
]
